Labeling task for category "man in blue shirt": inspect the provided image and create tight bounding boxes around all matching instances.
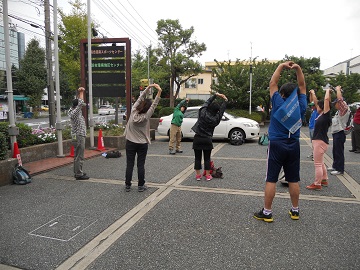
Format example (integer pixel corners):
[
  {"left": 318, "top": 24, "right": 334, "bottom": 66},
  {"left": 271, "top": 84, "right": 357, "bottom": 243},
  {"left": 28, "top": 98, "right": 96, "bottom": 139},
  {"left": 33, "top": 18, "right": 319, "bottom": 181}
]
[{"left": 254, "top": 61, "right": 307, "bottom": 222}]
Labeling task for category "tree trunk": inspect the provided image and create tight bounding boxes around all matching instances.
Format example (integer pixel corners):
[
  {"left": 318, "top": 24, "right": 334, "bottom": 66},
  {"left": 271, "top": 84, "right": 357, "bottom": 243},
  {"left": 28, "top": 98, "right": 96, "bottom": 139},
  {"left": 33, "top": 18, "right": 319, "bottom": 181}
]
[{"left": 169, "top": 77, "right": 175, "bottom": 107}]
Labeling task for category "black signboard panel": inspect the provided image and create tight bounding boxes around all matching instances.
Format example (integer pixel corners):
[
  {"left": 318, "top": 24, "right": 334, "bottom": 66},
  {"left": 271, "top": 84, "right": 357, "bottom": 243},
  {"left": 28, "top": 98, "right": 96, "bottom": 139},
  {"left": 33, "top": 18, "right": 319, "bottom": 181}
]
[
  {"left": 92, "top": 85, "right": 126, "bottom": 97},
  {"left": 86, "top": 46, "right": 125, "bottom": 58},
  {"left": 91, "top": 73, "right": 125, "bottom": 84},
  {"left": 88, "top": 59, "right": 125, "bottom": 71}
]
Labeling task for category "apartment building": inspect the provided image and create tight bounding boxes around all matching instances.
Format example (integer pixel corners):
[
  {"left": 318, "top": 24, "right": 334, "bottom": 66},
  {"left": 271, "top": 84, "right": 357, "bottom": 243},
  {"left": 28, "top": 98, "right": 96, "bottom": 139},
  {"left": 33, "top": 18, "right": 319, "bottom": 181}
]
[{"left": 0, "top": 23, "right": 25, "bottom": 71}]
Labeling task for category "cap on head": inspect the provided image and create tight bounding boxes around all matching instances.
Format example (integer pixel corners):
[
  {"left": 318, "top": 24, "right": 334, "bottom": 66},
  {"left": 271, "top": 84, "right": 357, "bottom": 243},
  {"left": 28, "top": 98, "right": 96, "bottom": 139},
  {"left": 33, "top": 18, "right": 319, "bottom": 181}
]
[{"left": 308, "top": 102, "right": 315, "bottom": 107}]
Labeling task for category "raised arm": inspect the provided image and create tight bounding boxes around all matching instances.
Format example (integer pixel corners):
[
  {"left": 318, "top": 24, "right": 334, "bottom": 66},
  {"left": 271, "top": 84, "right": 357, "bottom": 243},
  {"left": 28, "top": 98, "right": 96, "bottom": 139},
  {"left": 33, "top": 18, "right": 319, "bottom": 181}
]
[
  {"left": 269, "top": 61, "right": 294, "bottom": 98},
  {"left": 335, "top": 85, "right": 348, "bottom": 116},
  {"left": 291, "top": 63, "right": 306, "bottom": 95},
  {"left": 309, "top": 89, "right": 318, "bottom": 107},
  {"left": 132, "top": 84, "right": 155, "bottom": 111},
  {"left": 323, "top": 88, "right": 331, "bottom": 114}
]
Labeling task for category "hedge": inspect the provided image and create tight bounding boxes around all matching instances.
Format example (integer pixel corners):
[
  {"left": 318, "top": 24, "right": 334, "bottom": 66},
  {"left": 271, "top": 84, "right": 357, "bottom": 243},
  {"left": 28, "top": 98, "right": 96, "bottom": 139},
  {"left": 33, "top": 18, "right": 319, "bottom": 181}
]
[{"left": 0, "top": 132, "right": 7, "bottom": 160}]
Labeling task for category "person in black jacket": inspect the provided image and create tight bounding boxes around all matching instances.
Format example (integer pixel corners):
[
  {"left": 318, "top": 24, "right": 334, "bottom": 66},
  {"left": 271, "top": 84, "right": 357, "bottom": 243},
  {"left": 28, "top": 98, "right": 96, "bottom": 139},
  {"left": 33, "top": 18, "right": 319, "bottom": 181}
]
[{"left": 191, "top": 93, "right": 228, "bottom": 181}]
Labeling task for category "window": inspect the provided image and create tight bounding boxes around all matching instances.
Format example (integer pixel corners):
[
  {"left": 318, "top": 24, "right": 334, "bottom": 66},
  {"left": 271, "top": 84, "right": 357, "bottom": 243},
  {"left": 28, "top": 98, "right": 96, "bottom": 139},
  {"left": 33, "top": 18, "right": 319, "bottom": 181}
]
[{"left": 198, "top": 78, "right": 204, "bottom": 84}]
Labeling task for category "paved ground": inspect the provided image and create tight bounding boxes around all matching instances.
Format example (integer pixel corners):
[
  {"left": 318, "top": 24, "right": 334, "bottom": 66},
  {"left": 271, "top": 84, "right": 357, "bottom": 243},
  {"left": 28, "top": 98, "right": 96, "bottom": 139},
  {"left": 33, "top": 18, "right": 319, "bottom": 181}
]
[{"left": 0, "top": 125, "right": 360, "bottom": 270}]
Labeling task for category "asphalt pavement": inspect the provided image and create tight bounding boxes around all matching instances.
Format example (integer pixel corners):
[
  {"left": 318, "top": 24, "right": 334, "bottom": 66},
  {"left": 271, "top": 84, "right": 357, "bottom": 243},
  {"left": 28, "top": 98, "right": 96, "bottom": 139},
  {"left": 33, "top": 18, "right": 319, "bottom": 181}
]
[{"left": 0, "top": 125, "right": 360, "bottom": 270}]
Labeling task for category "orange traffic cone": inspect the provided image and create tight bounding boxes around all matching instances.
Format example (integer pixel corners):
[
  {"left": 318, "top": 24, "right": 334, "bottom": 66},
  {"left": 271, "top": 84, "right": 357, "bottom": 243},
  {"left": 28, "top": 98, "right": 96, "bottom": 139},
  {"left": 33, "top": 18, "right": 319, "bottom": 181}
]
[
  {"left": 96, "top": 129, "right": 106, "bottom": 151},
  {"left": 67, "top": 145, "right": 75, "bottom": 157},
  {"left": 13, "top": 142, "right": 22, "bottom": 166}
]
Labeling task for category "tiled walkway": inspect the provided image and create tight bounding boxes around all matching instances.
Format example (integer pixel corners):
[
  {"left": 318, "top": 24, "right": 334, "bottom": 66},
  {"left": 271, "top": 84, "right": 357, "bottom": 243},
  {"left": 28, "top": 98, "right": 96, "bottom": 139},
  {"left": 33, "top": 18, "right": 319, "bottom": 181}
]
[{"left": 23, "top": 148, "right": 115, "bottom": 175}]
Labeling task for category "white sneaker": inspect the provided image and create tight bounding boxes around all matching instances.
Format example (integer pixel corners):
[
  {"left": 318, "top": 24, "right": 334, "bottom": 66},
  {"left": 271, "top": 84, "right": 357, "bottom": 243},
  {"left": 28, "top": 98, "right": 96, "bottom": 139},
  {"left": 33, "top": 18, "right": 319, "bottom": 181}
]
[
  {"left": 330, "top": 170, "right": 343, "bottom": 175},
  {"left": 327, "top": 167, "right": 335, "bottom": 171}
]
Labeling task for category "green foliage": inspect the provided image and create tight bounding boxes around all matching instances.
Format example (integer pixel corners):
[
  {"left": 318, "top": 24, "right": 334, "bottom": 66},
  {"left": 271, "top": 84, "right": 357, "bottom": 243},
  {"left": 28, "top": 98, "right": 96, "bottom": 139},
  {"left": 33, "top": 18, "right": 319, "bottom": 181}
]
[
  {"left": 102, "top": 126, "right": 125, "bottom": 136},
  {"left": 16, "top": 123, "right": 40, "bottom": 147},
  {"left": 327, "top": 73, "right": 360, "bottom": 103},
  {"left": 212, "top": 56, "right": 325, "bottom": 115},
  {"left": 15, "top": 38, "right": 47, "bottom": 109},
  {"left": 58, "top": 0, "right": 97, "bottom": 92},
  {"left": 158, "top": 98, "right": 204, "bottom": 108},
  {"left": 155, "top": 19, "right": 206, "bottom": 107},
  {"left": 0, "top": 132, "right": 7, "bottom": 160},
  {"left": 159, "top": 107, "right": 174, "bottom": 117},
  {"left": 226, "top": 109, "right": 263, "bottom": 123}
]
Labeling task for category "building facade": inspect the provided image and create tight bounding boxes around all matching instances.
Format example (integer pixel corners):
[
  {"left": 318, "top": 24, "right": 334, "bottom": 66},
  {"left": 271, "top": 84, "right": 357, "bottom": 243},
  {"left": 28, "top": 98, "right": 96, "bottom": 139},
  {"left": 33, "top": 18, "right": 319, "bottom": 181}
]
[{"left": 323, "top": 55, "right": 360, "bottom": 76}]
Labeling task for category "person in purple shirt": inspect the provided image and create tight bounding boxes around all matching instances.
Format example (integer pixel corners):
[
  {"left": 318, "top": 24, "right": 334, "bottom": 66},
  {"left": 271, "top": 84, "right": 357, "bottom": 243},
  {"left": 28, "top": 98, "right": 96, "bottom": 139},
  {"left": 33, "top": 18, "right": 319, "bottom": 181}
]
[{"left": 254, "top": 61, "right": 307, "bottom": 222}]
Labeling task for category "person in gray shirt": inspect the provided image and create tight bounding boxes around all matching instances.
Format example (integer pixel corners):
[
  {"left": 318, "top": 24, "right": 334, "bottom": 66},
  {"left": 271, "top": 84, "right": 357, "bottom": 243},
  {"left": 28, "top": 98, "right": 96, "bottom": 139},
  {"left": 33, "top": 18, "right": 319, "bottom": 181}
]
[{"left": 124, "top": 84, "right": 162, "bottom": 192}]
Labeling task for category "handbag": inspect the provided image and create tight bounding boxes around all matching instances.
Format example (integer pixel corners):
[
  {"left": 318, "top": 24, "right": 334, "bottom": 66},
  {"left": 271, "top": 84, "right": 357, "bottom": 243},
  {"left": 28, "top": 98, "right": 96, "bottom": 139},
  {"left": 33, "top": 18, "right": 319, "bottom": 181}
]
[{"left": 258, "top": 133, "right": 269, "bottom": 146}]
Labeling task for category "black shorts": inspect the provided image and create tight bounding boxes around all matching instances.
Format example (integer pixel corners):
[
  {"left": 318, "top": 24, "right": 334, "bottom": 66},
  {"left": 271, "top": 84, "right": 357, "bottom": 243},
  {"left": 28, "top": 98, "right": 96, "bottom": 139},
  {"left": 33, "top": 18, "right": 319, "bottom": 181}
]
[{"left": 266, "top": 139, "right": 300, "bottom": 183}]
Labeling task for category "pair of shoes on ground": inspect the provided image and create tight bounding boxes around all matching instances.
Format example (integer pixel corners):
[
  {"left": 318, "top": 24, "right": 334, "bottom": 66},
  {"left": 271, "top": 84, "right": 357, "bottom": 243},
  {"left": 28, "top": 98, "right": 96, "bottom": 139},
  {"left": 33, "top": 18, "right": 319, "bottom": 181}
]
[
  {"left": 125, "top": 185, "right": 147, "bottom": 192},
  {"left": 169, "top": 149, "right": 183, "bottom": 155},
  {"left": 253, "top": 208, "right": 299, "bottom": 222},
  {"left": 306, "top": 180, "right": 328, "bottom": 190},
  {"left": 330, "top": 170, "right": 343, "bottom": 175},
  {"left": 75, "top": 173, "right": 89, "bottom": 180},
  {"left": 327, "top": 167, "right": 344, "bottom": 175},
  {"left": 196, "top": 174, "right": 212, "bottom": 181}
]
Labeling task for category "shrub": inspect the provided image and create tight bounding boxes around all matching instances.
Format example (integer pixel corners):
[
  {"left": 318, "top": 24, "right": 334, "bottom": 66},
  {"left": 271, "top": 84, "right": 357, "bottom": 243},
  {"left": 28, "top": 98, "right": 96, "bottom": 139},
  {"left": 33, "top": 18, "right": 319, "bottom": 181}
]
[
  {"left": 226, "top": 109, "right": 262, "bottom": 122},
  {"left": 16, "top": 123, "right": 40, "bottom": 147},
  {"left": 159, "top": 107, "right": 174, "bottom": 117},
  {"left": 102, "top": 125, "right": 125, "bottom": 136},
  {"left": 32, "top": 127, "right": 57, "bottom": 143},
  {"left": 0, "top": 132, "right": 7, "bottom": 160},
  {"left": 158, "top": 98, "right": 205, "bottom": 108}
]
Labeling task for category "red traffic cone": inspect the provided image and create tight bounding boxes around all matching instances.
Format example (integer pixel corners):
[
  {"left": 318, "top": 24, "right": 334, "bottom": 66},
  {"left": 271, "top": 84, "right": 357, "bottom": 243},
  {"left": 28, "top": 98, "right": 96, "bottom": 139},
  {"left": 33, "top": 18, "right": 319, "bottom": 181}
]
[
  {"left": 67, "top": 145, "right": 75, "bottom": 157},
  {"left": 13, "top": 142, "right": 23, "bottom": 166},
  {"left": 96, "top": 129, "right": 106, "bottom": 151}
]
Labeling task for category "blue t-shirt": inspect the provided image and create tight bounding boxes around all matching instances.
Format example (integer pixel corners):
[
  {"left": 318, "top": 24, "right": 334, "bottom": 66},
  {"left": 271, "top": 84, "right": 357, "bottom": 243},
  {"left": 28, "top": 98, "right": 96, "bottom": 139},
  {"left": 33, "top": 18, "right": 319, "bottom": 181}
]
[
  {"left": 308, "top": 109, "right": 320, "bottom": 130},
  {"left": 268, "top": 92, "right": 307, "bottom": 140}
]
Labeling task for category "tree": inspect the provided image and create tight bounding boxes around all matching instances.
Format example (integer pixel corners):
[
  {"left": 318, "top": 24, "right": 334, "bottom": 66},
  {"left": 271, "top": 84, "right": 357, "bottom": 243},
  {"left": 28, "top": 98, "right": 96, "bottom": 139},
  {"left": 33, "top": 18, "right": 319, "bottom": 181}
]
[
  {"left": 211, "top": 56, "right": 326, "bottom": 115},
  {"left": 155, "top": 19, "right": 206, "bottom": 107},
  {"left": 15, "top": 38, "right": 47, "bottom": 109},
  {"left": 132, "top": 47, "right": 170, "bottom": 98},
  {"left": 328, "top": 72, "right": 360, "bottom": 103}
]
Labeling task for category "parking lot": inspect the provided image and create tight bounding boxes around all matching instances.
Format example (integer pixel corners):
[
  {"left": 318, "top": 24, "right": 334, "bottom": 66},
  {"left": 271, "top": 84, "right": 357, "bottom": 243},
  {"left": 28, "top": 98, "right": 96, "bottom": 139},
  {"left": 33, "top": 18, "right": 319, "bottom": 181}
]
[{"left": 0, "top": 125, "right": 359, "bottom": 270}]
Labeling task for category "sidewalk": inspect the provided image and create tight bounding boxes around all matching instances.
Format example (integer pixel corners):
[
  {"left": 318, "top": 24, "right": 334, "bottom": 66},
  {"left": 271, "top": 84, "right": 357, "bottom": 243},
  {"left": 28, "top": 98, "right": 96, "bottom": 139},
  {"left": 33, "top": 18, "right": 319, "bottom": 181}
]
[
  {"left": 24, "top": 148, "right": 115, "bottom": 175},
  {"left": 1, "top": 126, "right": 359, "bottom": 270}
]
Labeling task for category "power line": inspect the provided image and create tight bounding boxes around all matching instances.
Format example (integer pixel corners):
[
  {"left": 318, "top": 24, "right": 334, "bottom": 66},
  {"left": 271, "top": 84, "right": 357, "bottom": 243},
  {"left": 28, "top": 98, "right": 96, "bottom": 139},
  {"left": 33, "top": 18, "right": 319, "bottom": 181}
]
[
  {"left": 113, "top": 0, "right": 158, "bottom": 44},
  {"left": 124, "top": 0, "right": 158, "bottom": 38},
  {"left": 95, "top": 0, "right": 148, "bottom": 48}
]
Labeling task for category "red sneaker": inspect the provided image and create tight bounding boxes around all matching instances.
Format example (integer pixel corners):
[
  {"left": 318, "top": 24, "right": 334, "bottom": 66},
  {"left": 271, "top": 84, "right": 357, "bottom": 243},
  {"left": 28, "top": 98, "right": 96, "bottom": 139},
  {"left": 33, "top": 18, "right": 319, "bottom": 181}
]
[
  {"left": 321, "top": 180, "right": 328, "bottom": 187},
  {"left": 306, "top": 183, "right": 322, "bottom": 190}
]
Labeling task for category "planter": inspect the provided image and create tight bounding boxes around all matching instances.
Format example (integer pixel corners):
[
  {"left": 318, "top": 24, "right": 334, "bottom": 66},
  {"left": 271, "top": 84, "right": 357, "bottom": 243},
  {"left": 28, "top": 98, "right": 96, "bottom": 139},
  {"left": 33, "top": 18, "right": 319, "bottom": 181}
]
[
  {"left": 0, "top": 158, "right": 18, "bottom": 187},
  {"left": 0, "top": 130, "right": 155, "bottom": 187}
]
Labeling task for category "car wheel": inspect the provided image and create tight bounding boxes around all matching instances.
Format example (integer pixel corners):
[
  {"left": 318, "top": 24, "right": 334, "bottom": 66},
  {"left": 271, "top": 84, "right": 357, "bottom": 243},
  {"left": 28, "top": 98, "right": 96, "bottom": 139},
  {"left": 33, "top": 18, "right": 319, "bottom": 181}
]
[{"left": 229, "top": 128, "right": 245, "bottom": 145}]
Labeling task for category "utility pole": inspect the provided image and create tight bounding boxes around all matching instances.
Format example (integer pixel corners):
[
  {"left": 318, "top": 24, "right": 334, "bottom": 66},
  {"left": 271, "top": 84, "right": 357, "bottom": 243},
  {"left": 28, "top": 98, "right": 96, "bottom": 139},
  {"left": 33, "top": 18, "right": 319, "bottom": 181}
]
[
  {"left": 249, "top": 42, "right": 252, "bottom": 115},
  {"left": 44, "top": 0, "right": 56, "bottom": 127}
]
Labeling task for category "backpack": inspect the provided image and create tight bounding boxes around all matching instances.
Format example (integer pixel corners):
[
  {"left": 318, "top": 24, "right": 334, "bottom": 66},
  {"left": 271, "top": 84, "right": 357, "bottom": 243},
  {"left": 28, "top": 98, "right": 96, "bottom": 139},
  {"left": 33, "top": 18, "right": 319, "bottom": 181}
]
[
  {"left": 13, "top": 164, "right": 32, "bottom": 185},
  {"left": 104, "top": 150, "right": 121, "bottom": 158},
  {"left": 211, "top": 167, "right": 224, "bottom": 179},
  {"left": 258, "top": 133, "right": 269, "bottom": 146},
  {"left": 344, "top": 110, "right": 354, "bottom": 135}
]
